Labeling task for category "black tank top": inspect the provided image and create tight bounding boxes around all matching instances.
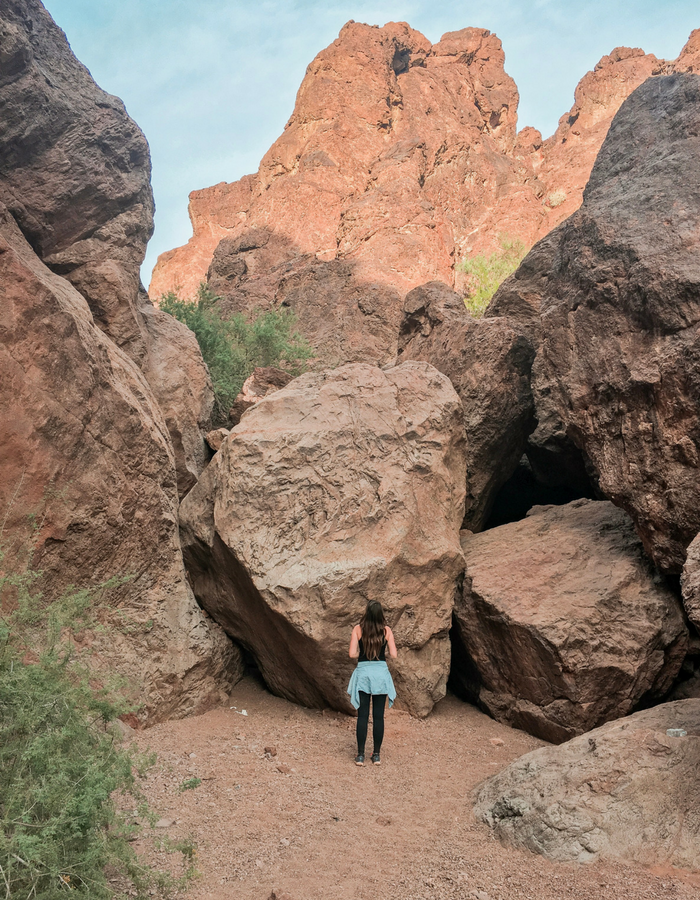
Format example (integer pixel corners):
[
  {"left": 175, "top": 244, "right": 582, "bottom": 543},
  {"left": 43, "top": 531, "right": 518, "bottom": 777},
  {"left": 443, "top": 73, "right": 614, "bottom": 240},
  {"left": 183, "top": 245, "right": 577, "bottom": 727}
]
[{"left": 358, "top": 636, "right": 386, "bottom": 662}]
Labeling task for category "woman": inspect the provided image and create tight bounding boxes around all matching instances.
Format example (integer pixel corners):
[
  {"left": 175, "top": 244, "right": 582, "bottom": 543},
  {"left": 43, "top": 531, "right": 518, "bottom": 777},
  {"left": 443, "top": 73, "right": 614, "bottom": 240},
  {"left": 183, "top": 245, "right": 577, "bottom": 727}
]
[{"left": 347, "top": 600, "right": 398, "bottom": 766}]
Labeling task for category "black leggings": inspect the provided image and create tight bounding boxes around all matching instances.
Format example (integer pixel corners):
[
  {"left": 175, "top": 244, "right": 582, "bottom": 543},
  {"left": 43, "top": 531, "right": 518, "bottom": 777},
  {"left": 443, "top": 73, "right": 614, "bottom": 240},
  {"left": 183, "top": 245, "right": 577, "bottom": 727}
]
[{"left": 356, "top": 691, "right": 387, "bottom": 755}]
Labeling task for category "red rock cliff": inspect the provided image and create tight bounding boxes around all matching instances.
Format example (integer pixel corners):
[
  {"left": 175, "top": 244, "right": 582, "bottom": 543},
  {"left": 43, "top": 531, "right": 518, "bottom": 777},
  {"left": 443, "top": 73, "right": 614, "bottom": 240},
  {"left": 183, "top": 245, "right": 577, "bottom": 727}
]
[{"left": 149, "top": 21, "right": 670, "bottom": 341}]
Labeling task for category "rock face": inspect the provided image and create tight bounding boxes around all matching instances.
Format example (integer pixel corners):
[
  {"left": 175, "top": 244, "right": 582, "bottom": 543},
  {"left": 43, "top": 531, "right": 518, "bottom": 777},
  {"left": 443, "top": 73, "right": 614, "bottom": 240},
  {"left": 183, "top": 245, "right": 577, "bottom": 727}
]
[
  {"left": 491, "top": 74, "right": 700, "bottom": 573},
  {"left": 475, "top": 700, "right": 700, "bottom": 871},
  {"left": 229, "top": 366, "right": 293, "bottom": 426},
  {"left": 681, "top": 534, "right": 700, "bottom": 632},
  {"left": 0, "top": 0, "right": 239, "bottom": 718},
  {"left": 0, "top": 204, "right": 241, "bottom": 722},
  {"left": 397, "top": 281, "right": 534, "bottom": 530},
  {"left": 150, "top": 22, "right": 667, "bottom": 366},
  {"left": 0, "top": 0, "right": 213, "bottom": 495},
  {"left": 453, "top": 499, "right": 687, "bottom": 743},
  {"left": 180, "top": 362, "right": 467, "bottom": 717}
]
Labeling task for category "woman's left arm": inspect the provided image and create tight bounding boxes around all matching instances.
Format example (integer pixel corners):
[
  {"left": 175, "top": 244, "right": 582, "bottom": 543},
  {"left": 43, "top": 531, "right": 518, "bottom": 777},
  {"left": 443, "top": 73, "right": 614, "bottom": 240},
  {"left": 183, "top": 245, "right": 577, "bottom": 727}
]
[{"left": 385, "top": 626, "right": 398, "bottom": 658}]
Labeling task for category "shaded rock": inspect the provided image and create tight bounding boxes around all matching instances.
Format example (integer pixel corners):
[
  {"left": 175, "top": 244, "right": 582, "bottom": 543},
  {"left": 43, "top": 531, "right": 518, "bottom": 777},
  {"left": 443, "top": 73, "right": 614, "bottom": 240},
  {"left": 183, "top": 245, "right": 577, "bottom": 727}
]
[
  {"left": 0, "top": 203, "right": 242, "bottom": 722},
  {"left": 205, "top": 427, "right": 231, "bottom": 454},
  {"left": 151, "top": 23, "right": 667, "bottom": 365},
  {"left": 493, "top": 74, "right": 700, "bottom": 572},
  {"left": 229, "top": 366, "right": 293, "bottom": 426},
  {"left": 138, "top": 297, "right": 214, "bottom": 496},
  {"left": 453, "top": 499, "right": 687, "bottom": 743},
  {"left": 397, "top": 281, "right": 535, "bottom": 530},
  {"left": 0, "top": 0, "right": 214, "bottom": 495},
  {"left": 475, "top": 700, "right": 700, "bottom": 871},
  {"left": 180, "top": 362, "right": 466, "bottom": 717},
  {"left": 681, "top": 533, "right": 700, "bottom": 631},
  {"left": 0, "top": 0, "right": 152, "bottom": 354}
]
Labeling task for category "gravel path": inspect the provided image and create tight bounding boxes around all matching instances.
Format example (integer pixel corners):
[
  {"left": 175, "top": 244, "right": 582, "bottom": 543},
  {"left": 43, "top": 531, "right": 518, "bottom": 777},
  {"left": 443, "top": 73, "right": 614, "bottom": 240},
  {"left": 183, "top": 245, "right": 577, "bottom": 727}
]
[{"left": 133, "top": 677, "right": 700, "bottom": 900}]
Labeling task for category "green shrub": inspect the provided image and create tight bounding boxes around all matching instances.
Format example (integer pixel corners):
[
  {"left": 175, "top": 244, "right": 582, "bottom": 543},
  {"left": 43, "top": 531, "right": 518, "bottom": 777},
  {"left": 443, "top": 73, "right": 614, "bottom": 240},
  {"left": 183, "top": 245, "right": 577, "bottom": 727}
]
[
  {"left": 459, "top": 234, "right": 528, "bottom": 317},
  {"left": 160, "top": 284, "right": 313, "bottom": 425},
  {"left": 0, "top": 553, "right": 193, "bottom": 899}
]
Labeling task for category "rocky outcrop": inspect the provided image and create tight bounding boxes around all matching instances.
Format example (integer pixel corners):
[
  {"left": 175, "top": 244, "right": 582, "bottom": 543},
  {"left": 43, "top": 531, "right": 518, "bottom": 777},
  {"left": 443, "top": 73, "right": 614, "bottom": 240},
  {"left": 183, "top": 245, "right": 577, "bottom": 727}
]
[
  {"left": 475, "top": 700, "right": 700, "bottom": 871},
  {"left": 453, "top": 499, "right": 687, "bottom": 743},
  {"left": 0, "top": 0, "right": 213, "bottom": 495},
  {"left": 492, "top": 74, "right": 700, "bottom": 573},
  {"left": 150, "top": 22, "right": 668, "bottom": 366},
  {"left": 229, "top": 366, "right": 293, "bottom": 426},
  {"left": 0, "top": 204, "right": 242, "bottom": 722},
  {"left": 396, "top": 281, "right": 534, "bottom": 530},
  {"left": 180, "top": 362, "right": 467, "bottom": 717}
]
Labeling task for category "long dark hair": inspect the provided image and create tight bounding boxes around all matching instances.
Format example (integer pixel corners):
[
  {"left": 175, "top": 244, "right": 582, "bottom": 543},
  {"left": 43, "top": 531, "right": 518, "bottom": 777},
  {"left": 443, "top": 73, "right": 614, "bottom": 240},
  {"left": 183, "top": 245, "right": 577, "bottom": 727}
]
[{"left": 359, "top": 601, "right": 386, "bottom": 660}]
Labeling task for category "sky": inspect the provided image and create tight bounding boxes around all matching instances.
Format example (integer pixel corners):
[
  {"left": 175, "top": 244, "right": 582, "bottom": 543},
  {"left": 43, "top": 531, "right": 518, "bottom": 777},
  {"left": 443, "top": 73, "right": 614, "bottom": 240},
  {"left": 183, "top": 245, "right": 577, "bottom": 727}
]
[{"left": 42, "top": 0, "right": 699, "bottom": 288}]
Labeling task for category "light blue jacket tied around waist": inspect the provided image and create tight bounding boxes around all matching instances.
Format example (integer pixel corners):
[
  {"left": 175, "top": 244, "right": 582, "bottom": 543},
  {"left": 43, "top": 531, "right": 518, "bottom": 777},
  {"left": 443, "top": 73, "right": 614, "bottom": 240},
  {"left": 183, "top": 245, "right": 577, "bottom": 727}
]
[{"left": 347, "top": 660, "right": 397, "bottom": 710}]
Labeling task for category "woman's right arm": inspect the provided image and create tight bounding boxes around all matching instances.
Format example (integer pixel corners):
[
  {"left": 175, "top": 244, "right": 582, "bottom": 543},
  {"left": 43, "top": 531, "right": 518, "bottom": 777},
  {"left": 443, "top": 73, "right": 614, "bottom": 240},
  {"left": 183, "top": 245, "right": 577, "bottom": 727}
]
[
  {"left": 385, "top": 626, "right": 398, "bottom": 658},
  {"left": 349, "top": 624, "right": 361, "bottom": 659}
]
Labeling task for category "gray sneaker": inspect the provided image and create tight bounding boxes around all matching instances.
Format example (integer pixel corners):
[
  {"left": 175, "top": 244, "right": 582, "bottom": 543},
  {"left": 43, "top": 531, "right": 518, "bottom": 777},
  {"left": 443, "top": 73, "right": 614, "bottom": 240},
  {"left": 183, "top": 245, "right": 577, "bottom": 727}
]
[{"left": 354, "top": 754, "right": 365, "bottom": 766}]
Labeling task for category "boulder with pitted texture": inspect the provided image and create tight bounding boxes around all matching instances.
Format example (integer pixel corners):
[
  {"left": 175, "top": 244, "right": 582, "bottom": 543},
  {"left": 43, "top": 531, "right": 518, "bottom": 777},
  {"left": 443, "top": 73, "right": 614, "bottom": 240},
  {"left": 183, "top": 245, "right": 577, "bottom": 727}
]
[
  {"left": 453, "top": 499, "right": 687, "bottom": 743},
  {"left": 475, "top": 700, "right": 700, "bottom": 871},
  {"left": 179, "top": 362, "right": 467, "bottom": 717}
]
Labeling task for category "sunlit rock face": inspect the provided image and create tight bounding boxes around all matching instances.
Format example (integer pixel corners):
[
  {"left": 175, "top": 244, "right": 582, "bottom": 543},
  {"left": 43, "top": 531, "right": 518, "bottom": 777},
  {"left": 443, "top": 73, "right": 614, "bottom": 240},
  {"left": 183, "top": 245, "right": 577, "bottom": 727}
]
[{"left": 150, "top": 21, "right": 667, "bottom": 366}]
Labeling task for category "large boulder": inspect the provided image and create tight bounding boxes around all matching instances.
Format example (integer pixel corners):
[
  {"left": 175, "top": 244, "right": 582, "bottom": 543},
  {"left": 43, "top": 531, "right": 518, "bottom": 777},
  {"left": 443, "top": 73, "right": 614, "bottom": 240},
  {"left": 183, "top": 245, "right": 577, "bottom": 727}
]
[
  {"left": 475, "top": 700, "right": 700, "bottom": 871},
  {"left": 0, "top": 0, "right": 213, "bottom": 494},
  {"left": 397, "top": 281, "right": 535, "bottom": 530},
  {"left": 489, "top": 74, "right": 700, "bottom": 573},
  {"left": 453, "top": 499, "right": 687, "bottom": 743},
  {"left": 0, "top": 204, "right": 241, "bottom": 721},
  {"left": 179, "top": 362, "right": 467, "bottom": 717}
]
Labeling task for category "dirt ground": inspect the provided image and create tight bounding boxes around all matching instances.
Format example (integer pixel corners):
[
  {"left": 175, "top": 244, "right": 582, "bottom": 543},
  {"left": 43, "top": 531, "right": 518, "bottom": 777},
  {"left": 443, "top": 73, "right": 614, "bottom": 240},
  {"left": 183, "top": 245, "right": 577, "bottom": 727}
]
[{"left": 133, "top": 677, "right": 700, "bottom": 900}]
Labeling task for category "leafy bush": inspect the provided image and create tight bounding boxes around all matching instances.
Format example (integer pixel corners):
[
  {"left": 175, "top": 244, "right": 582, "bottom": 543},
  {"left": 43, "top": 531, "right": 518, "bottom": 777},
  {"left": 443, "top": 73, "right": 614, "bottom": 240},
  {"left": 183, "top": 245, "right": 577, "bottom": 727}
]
[
  {"left": 459, "top": 234, "right": 528, "bottom": 317},
  {"left": 160, "top": 284, "right": 313, "bottom": 424},
  {"left": 0, "top": 554, "right": 192, "bottom": 899}
]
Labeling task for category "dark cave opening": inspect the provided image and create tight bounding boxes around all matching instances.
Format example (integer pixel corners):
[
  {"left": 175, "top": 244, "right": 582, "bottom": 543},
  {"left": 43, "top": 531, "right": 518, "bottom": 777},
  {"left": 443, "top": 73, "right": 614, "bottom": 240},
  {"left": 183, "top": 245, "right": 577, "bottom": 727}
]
[{"left": 484, "top": 454, "right": 598, "bottom": 530}]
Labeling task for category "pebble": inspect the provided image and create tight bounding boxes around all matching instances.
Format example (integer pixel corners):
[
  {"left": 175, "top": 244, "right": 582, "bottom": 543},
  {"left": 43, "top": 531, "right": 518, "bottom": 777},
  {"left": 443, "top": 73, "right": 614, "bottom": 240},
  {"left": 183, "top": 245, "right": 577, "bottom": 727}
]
[
  {"left": 264, "top": 745, "right": 278, "bottom": 757},
  {"left": 154, "top": 818, "right": 176, "bottom": 828},
  {"left": 489, "top": 738, "right": 505, "bottom": 747},
  {"left": 276, "top": 763, "right": 291, "bottom": 774}
]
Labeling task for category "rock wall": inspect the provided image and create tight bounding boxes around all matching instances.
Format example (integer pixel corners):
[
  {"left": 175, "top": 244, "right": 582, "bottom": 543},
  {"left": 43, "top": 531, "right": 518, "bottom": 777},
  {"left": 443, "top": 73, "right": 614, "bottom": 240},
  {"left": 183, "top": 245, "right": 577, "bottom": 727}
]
[
  {"left": 180, "top": 363, "right": 467, "bottom": 717},
  {"left": 0, "top": 205, "right": 241, "bottom": 722},
  {"left": 0, "top": 0, "right": 212, "bottom": 495},
  {"left": 149, "top": 22, "right": 669, "bottom": 367},
  {"left": 490, "top": 73, "right": 700, "bottom": 573},
  {"left": 0, "top": 0, "right": 240, "bottom": 720}
]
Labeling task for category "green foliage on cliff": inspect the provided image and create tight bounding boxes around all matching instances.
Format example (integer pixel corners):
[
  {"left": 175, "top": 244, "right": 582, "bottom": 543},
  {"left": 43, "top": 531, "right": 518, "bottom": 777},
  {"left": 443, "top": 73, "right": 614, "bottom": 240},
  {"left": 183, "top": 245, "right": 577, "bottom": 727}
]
[
  {"left": 460, "top": 234, "right": 528, "bottom": 317},
  {"left": 160, "top": 284, "right": 313, "bottom": 425},
  {"left": 0, "top": 555, "right": 194, "bottom": 899}
]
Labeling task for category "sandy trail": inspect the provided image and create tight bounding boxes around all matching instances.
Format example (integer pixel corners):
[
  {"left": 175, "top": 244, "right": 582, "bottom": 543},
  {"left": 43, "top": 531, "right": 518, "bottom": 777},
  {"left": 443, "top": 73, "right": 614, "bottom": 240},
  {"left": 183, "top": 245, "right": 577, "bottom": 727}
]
[{"left": 134, "top": 677, "right": 700, "bottom": 900}]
